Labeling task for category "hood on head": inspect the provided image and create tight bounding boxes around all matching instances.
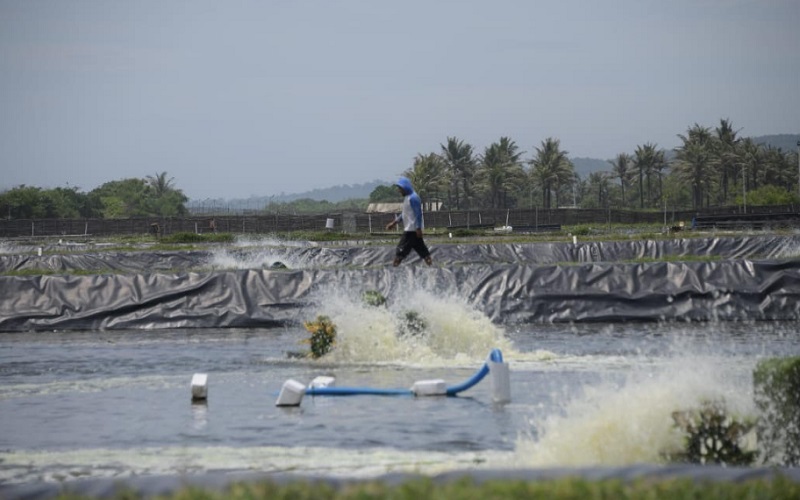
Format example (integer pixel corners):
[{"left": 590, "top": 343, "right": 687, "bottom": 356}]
[{"left": 395, "top": 177, "right": 413, "bottom": 194}]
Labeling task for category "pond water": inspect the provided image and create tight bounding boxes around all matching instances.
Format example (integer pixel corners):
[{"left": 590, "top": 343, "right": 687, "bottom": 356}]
[{"left": 2, "top": 300, "right": 797, "bottom": 484}]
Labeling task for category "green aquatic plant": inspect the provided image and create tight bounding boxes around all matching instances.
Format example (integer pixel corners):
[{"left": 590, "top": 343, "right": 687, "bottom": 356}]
[
  {"left": 362, "top": 290, "right": 387, "bottom": 307},
  {"left": 669, "top": 399, "right": 757, "bottom": 466},
  {"left": 302, "top": 315, "right": 337, "bottom": 358},
  {"left": 397, "top": 310, "right": 427, "bottom": 338},
  {"left": 754, "top": 356, "right": 800, "bottom": 465}
]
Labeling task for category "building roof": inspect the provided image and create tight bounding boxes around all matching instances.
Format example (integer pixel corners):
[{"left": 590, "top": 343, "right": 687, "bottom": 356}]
[{"left": 366, "top": 203, "right": 403, "bottom": 213}]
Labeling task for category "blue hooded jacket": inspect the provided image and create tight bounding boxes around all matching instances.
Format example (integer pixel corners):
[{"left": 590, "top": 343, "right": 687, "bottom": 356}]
[{"left": 395, "top": 177, "right": 424, "bottom": 231}]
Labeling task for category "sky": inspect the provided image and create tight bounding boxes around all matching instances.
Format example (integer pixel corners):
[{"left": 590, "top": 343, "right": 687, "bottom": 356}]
[{"left": 1, "top": 0, "right": 798, "bottom": 201}]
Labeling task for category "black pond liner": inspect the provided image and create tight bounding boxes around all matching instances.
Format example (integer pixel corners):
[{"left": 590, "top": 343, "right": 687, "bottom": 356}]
[{"left": 1, "top": 235, "right": 799, "bottom": 332}]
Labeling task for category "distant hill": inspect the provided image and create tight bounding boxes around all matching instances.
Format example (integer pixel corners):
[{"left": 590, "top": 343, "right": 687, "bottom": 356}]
[
  {"left": 188, "top": 179, "right": 389, "bottom": 209},
  {"left": 271, "top": 179, "right": 388, "bottom": 203},
  {"left": 752, "top": 134, "right": 800, "bottom": 152},
  {"left": 571, "top": 157, "right": 611, "bottom": 177}
]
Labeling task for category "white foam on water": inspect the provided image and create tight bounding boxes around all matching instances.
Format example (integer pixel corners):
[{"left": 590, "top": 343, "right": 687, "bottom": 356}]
[
  {"left": 233, "top": 234, "right": 310, "bottom": 249},
  {"left": 0, "top": 374, "right": 185, "bottom": 400},
  {"left": 208, "top": 247, "right": 306, "bottom": 270},
  {"left": 301, "top": 282, "right": 520, "bottom": 366},
  {"left": 205, "top": 234, "right": 317, "bottom": 270},
  {"left": 513, "top": 355, "right": 757, "bottom": 467},
  {"left": 0, "top": 445, "right": 516, "bottom": 484}
]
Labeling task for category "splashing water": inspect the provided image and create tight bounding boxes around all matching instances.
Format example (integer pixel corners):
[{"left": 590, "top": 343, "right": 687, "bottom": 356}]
[
  {"left": 206, "top": 234, "right": 316, "bottom": 270},
  {"left": 514, "top": 356, "right": 757, "bottom": 467},
  {"left": 208, "top": 246, "right": 306, "bottom": 270},
  {"left": 302, "top": 282, "right": 518, "bottom": 366},
  {"left": 233, "top": 234, "right": 310, "bottom": 249}
]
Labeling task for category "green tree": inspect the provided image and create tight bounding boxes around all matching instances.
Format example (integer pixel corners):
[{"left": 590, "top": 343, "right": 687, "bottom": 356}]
[
  {"left": 41, "top": 187, "right": 90, "bottom": 218},
  {"left": 439, "top": 137, "right": 476, "bottom": 210},
  {"left": 145, "top": 171, "right": 188, "bottom": 216},
  {"left": 266, "top": 197, "right": 367, "bottom": 214},
  {"left": 89, "top": 178, "right": 152, "bottom": 218},
  {"left": 403, "top": 153, "right": 448, "bottom": 211},
  {"left": 369, "top": 185, "right": 401, "bottom": 202},
  {"left": 583, "top": 172, "right": 611, "bottom": 209},
  {"left": 146, "top": 172, "right": 174, "bottom": 197},
  {"left": 673, "top": 125, "right": 715, "bottom": 209},
  {"left": 608, "top": 153, "right": 632, "bottom": 206},
  {"left": 737, "top": 184, "right": 800, "bottom": 206},
  {"left": 529, "top": 138, "right": 573, "bottom": 209},
  {"left": 652, "top": 148, "right": 668, "bottom": 207},
  {"left": 737, "top": 138, "right": 764, "bottom": 203},
  {"left": 632, "top": 143, "right": 664, "bottom": 209},
  {"left": 0, "top": 185, "right": 47, "bottom": 219},
  {"left": 662, "top": 171, "right": 692, "bottom": 212},
  {"left": 0, "top": 185, "right": 96, "bottom": 219},
  {"left": 762, "top": 146, "right": 795, "bottom": 188},
  {"left": 713, "top": 118, "right": 741, "bottom": 205},
  {"left": 474, "top": 137, "right": 526, "bottom": 208}
]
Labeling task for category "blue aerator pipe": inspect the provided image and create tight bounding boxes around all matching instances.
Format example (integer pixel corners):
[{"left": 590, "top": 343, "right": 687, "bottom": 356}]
[
  {"left": 306, "top": 386, "right": 412, "bottom": 396},
  {"left": 445, "top": 348, "right": 503, "bottom": 396},
  {"left": 304, "top": 348, "right": 503, "bottom": 398}
]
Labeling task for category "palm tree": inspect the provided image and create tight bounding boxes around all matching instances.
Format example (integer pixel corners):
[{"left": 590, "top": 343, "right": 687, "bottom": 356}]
[
  {"left": 608, "top": 153, "right": 631, "bottom": 206},
  {"left": 528, "top": 138, "right": 573, "bottom": 209},
  {"left": 439, "top": 137, "right": 476, "bottom": 210},
  {"left": 651, "top": 148, "right": 668, "bottom": 206},
  {"left": 737, "top": 138, "right": 765, "bottom": 195},
  {"left": 761, "top": 146, "right": 794, "bottom": 189},
  {"left": 586, "top": 172, "right": 611, "bottom": 208},
  {"left": 144, "top": 171, "right": 188, "bottom": 216},
  {"left": 146, "top": 172, "right": 175, "bottom": 198},
  {"left": 632, "top": 144, "right": 659, "bottom": 209},
  {"left": 713, "top": 118, "right": 741, "bottom": 205},
  {"left": 403, "top": 153, "right": 448, "bottom": 211},
  {"left": 475, "top": 137, "right": 526, "bottom": 208},
  {"left": 673, "top": 127, "right": 715, "bottom": 209}
]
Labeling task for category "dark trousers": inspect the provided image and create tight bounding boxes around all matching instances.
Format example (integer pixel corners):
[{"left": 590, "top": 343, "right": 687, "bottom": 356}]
[{"left": 395, "top": 231, "right": 430, "bottom": 261}]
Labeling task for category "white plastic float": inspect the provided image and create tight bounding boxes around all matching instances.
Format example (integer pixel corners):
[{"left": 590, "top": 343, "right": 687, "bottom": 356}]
[
  {"left": 275, "top": 378, "right": 306, "bottom": 406},
  {"left": 191, "top": 373, "right": 208, "bottom": 401},
  {"left": 274, "top": 348, "right": 510, "bottom": 407}
]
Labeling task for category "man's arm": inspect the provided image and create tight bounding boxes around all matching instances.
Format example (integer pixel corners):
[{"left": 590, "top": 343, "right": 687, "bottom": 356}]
[{"left": 385, "top": 213, "right": 401, "bottom": 230}]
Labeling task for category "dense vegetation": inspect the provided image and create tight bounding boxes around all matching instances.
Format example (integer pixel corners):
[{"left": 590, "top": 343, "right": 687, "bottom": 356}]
[
  {"left": 0, "top": 172, "right": 188, "bottom": 219},
  {"left": 394, "top": 121, "right": 799, "bottom": 212},
  {"left": 2, "top": 122, "right": 798, "bottom": 218},
  {"left": 264, "top": 197, "right": 369, "bottom": 215}
]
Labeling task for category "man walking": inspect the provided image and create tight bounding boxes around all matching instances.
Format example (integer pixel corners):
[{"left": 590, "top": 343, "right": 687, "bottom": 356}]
[{"left": 385, "top": 177, "right": 433, "bottom": 267}]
